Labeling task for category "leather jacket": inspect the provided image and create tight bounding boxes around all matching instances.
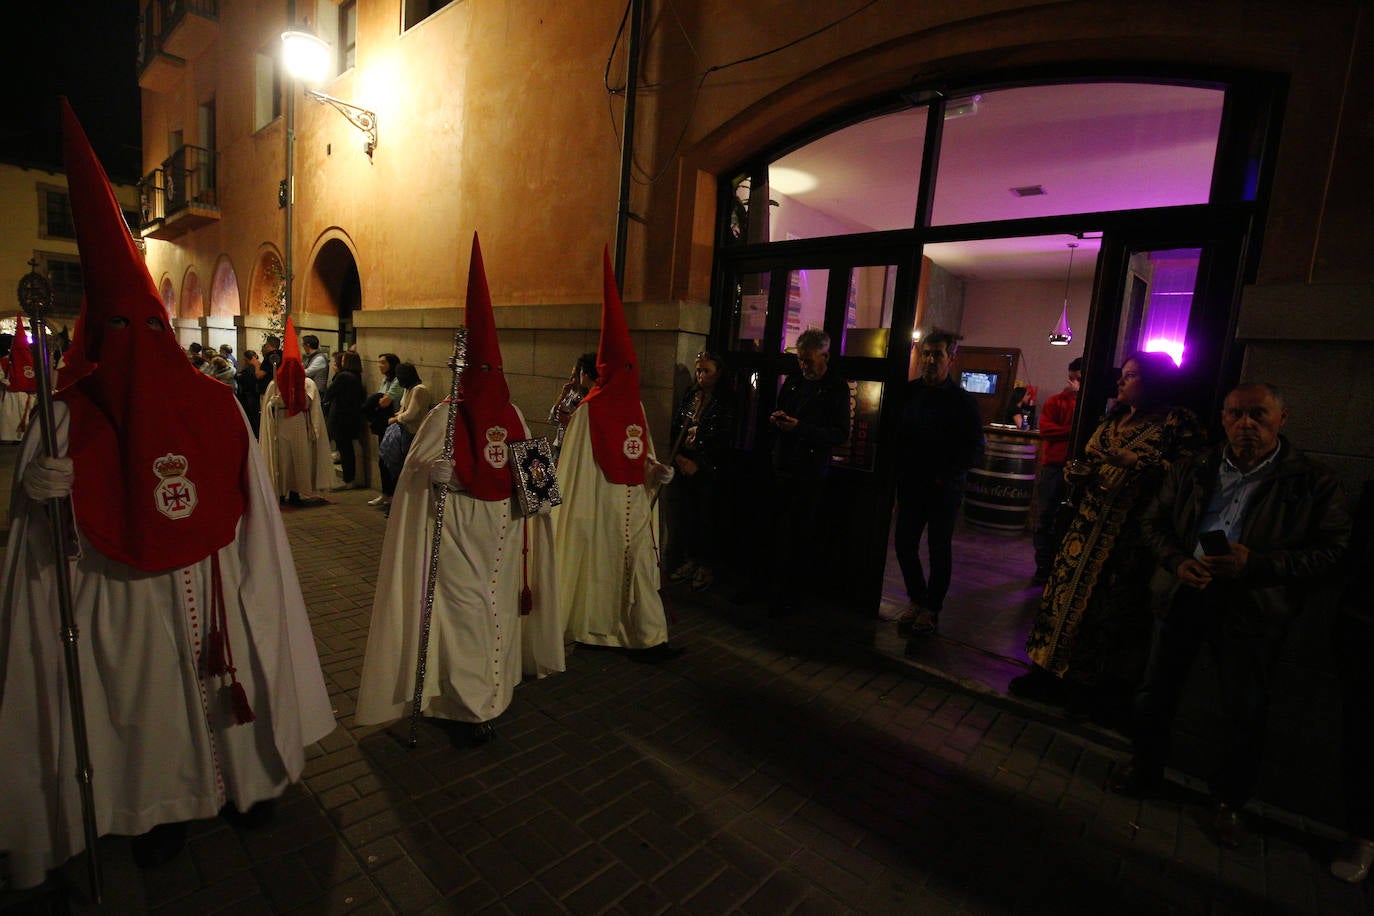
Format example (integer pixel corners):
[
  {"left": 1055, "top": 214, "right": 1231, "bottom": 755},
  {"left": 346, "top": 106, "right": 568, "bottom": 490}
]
[{"left": 1140, "top": 437, "right": 1351, "bottom": 625}]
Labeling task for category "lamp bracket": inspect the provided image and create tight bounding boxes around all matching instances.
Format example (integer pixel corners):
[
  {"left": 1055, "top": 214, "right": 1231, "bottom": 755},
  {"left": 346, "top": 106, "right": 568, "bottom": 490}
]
[{"left": 305, "top": 89, "right": 377, "bottom": 160}]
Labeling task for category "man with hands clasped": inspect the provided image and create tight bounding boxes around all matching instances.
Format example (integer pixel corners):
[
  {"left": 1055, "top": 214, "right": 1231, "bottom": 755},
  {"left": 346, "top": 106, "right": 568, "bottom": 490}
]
[{"left": 1112, "top": 383, "right": 1350, "bottom": 849}]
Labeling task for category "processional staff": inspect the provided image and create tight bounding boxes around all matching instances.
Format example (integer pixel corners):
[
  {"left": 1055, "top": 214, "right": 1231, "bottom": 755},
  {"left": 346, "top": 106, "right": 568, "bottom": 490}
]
[
  {"left": 16, "top": 261, "right": 103, "bottom": 903},
  {"left": 409, "top": 326, "right": 468, "bottom": 747}
]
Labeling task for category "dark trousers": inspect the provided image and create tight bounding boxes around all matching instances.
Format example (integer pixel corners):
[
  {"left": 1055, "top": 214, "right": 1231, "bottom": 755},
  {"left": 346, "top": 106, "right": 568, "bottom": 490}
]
[
  {"left": 334, "top": 425, "right": 361, "bottom": 484},
  {"left": 766, "top": 474, "right": 822, "bottom": 606},
  {"left": 1335, "top": 613, "right": 1374, "bottom": 838},
  {"left": 669, "top": 470, "right": 721, "bottom": 568},
  {"left": 894, "top": 481, "right": 962, "bottom": 614},
  {"left": 1132, "top": 586, "right": 1287, "bottom": 809},
  {"left": 378, "top": 432, "right": 397, "bottom": 496},
  {"left": 1032, "top": 464, "right": 1066, "bottom": 575}
]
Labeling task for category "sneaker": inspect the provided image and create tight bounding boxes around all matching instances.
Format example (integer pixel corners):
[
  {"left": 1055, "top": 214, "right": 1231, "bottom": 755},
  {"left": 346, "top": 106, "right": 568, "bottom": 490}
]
[
  {"left": 691, "top": 567, "right": 714, "bottom": 591},
  {"left": 669, "top": 560, "right": 698, "bottom": 583},
  {"left": 896, "top": 602, "right": 924, "bottom": 637},
  {"left": 367, "top": 495, "right": 388, "bottom": 506}
]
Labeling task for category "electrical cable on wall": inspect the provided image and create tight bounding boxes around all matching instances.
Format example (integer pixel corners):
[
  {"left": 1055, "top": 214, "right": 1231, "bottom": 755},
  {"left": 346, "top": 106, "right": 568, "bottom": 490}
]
[{"left": 603, "top": 0, "right": 882, "bottom": 186}]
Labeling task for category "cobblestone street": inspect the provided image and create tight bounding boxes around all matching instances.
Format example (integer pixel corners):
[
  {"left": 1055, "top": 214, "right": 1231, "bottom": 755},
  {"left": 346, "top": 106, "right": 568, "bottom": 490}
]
[{"left": 3, "top": 479, "right": 1370, "bottom": 914}]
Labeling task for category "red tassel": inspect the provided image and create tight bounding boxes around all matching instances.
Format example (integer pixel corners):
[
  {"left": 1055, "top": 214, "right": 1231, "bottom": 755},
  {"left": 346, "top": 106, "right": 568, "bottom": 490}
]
[
  {"left": 204, "top": 628, "right": 227, "bottom": 676},
  {"left": 520, "top": 585, "right": 533, "bottom": 615},
  {"left": 229, "top": 678, "right": 255, "bottom": 725}
]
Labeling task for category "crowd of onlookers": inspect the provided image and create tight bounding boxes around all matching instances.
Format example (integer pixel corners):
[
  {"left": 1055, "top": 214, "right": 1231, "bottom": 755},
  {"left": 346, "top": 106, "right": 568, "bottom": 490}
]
[{"left": 168, "top": 326, "right": 1372, "bottom": 880}]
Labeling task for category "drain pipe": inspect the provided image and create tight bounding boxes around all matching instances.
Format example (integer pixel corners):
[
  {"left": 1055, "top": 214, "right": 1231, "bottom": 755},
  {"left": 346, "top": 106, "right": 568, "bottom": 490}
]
[{"left": 612, "top": 0, "right": 643, "bottom": 290}]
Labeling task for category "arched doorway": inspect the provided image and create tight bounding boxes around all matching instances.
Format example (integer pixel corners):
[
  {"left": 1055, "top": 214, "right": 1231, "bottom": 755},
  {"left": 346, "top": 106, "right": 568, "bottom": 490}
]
[{"left": 307, "top": 234, "right": 363, "bottom": 351}]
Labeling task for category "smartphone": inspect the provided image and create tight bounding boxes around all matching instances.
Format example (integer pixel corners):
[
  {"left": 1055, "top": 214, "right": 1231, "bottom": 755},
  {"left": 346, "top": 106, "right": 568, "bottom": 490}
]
[{"left": 1198, "top": 529, "right": 1230, "bottom": 557}]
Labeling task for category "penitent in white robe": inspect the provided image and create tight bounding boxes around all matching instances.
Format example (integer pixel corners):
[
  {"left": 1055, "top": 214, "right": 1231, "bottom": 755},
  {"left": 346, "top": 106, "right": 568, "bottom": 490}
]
[
  {"left": 0, "top": 369, "right": 34, "bottom": 442},
  {"left": 259, "top": 378, "right": 333, "bottom": 498},
  {"left": 0, "top": 403, "right": 335, "bottom": 890},
  {"left": 355, "top": 402, "right": 563, "bottom": 726},
  {"left": 555, "top": 405, "right": 669, "bottom": 650}
]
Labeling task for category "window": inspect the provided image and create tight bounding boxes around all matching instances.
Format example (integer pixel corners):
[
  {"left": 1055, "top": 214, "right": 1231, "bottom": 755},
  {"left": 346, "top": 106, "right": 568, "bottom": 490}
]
[
  {"left": 931, "top": 83, "right": 1224, "bottom": 225},
  {"left": 766, "top": 108, "right": 928, "bottom": 242},
  {"left": 255, "top": 51, "right": 282, "bottom": 130},
  {"left": 339, "top": 1, "right": 357, "bottom": 72},
  {"left": 35, "top": 253, "right": 84, "bottom": 318},
  {"left": 39, "top": 188, "right": 76, "bottom": 240},
  {"left": 404, "top": 0, "right": 454, "bottom": 31}
]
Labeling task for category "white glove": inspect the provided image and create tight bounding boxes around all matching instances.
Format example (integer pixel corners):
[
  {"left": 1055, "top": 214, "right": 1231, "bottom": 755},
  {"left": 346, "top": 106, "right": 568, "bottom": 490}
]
[
  {"left": 430, "top": 458, "right": 454, "bottom": 486},
  {"left": 648, "top": 460, "right": 674, "bottom": 486},
  {"left": 268, "top": 396, "right": 284, "bottom": 409},
  {"left": 24, "top": 455, "right": 74, "bottom": 501}
]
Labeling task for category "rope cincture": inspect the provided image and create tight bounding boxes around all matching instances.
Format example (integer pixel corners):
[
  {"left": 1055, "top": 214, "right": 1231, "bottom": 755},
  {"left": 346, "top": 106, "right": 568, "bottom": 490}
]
[{"left": 203, "top": 553, "right": 255, "bottom": 725}]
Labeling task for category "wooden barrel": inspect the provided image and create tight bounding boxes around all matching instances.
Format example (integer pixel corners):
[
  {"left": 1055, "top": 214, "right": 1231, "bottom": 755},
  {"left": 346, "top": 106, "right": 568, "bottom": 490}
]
[{"left": 964, "top": 433, "right": 1038, "bottom": 533}]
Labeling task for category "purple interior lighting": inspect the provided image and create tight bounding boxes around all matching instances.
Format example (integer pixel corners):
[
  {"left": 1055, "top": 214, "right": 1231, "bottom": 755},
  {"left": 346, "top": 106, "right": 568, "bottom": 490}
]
[{"left": 1139, "top": 248, "right": 1200, "bottom": 366}]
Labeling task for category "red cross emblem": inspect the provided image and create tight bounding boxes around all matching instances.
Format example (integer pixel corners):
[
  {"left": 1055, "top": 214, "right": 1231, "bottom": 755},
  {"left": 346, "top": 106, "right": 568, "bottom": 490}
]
[
  {"left": 162, "top": 482, "right": 193, "bottom": 512},
  {"left": 485, "top": 442, "right": 508, "bottom": 469},
  {"left": 154, "top": 476, "right": 198, "bottom": 520}
]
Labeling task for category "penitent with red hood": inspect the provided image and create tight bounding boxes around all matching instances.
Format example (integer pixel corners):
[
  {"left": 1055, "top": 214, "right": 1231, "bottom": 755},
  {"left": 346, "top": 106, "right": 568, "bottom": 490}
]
[
  {"left": 555, "top": 248, "right": 681, "bottom": 661},
  {"left": 0, "top": 315, "right": 38, "bottom": 441},
  {"left": 0, "top": 99, "right": 335, "bottom": 888},
  {"left": 259, "top": 316, "right": 334, "bottom": 503},
  {"left": 356, "top": 233, "right": 564, "bottom": 744}
]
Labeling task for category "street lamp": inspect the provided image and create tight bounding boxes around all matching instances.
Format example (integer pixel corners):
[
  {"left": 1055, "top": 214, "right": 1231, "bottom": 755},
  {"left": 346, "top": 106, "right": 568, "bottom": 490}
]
[
  {"left": 282, "top": 29, "right": 378, "bottom": 157},
  {"left": 279, "top": 26, "right": 378, "bottom": 318}
]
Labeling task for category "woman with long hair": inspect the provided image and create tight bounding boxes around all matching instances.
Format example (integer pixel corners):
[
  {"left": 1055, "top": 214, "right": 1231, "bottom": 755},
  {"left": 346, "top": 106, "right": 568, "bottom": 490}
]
[
  {"left": 666, "top": 352, "right": 736, "bottom": 592},
  {"left": 367, "top": 353, "right": 403, "bottom": 507},
  {"left": 1012, "top": 351, "right": 1204, "bottom": 721},
  {"left": 377, "top": 362, "right": 433, "bottom": 511}
]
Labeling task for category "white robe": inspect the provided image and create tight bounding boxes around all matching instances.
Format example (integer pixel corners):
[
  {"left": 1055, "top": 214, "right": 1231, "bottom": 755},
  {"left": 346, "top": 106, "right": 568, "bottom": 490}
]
[
  {"left": 259, "top": 378, "right": 333, "bottom": 498},
  {"left": 0, "top": 403, "right": 335, "bottom": 889},
  {"left": 355, "top": 402, "right": 563, "bottom": 726},
  {"left": 555, "top": 405, "right": 669, "bottom": 650},
  {"left": 0, "top": 367, "right": 34, "bottom": 442}
]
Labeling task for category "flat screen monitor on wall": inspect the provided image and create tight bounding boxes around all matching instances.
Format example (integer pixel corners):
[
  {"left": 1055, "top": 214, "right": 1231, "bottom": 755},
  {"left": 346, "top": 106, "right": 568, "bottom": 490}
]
[{"left": 961, "top": 371, "right": 999, "bottom": 395}]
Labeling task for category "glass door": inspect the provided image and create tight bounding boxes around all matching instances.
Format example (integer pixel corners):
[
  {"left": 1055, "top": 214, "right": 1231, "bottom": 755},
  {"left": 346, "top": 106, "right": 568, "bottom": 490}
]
[
  {"left": 1076, "top": 216, "right": 1250, "bottom": 448},
  {"left": 717, "top": 241, "right": 920, "bottom": 609}
]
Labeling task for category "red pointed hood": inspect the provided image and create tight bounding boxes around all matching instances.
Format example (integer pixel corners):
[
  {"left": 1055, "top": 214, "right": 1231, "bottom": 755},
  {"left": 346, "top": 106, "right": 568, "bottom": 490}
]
[
  {"left": 451, "top": 233, "right": 524, "bottom": 500},
  {"left": 581, "top": 246, "right": 647, "bottom": 484},
  {"left": 6, "top": 316, "right": 37, "bottom": 394},
  {"left": 278, "top": 317, "right": 308, "bottom": 416},
  {"left": 57, "top": 97, "right": 247, "bottom": 572}
]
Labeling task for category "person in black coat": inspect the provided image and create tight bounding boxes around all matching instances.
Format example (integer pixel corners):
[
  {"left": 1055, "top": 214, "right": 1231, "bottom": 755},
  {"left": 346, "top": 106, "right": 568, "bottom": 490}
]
[
  {"left": 894, "top": 331, "right": 985, "bottom": 639},
  {"left": 235, "top": 349, "right": 262, "bottom": 437},
  {"left": 757, "top": 328, "right": 851, "bottom": 616},
  {"left": 326, "top": 351, "right": 367, "bottom": 489}
]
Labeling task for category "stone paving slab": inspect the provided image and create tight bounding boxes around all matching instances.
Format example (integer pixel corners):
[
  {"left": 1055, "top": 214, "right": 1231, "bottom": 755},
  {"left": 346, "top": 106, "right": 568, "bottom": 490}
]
[{"left": 1, "top": 480, "right": 1371, "bottom": 914}]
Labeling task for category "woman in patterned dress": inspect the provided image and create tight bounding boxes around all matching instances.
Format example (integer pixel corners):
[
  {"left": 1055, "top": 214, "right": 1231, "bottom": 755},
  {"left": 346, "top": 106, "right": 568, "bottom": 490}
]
[{"left": 1011, "top": 352, "right": 1205, "bottom": 720}]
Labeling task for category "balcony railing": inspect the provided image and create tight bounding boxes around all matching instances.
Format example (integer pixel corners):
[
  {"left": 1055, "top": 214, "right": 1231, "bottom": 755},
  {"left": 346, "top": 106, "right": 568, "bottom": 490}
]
[
  {"left": 139, "top": 145, "right": 219, "bottom": 240},
  {"left": 137, "top": 169, "right": 165, "bottom": 231},
  {"left": 164, "top": 144, "right": 216, "bottom": 213},
  {"left": 138, "top": 0, "right": 218, "bottom": 89}
]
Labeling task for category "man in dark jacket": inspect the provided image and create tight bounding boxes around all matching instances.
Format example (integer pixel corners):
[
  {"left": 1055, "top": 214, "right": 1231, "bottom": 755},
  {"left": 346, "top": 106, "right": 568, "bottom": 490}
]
[
  {"left": 1112, "top": 383, "right": 1350, "bottom": 848},
  {"left": 895, "top": 331, "right": 985, "bottom": 639},
  {"left": 761, "top": 327, "right": 850, "bottom": 615}
]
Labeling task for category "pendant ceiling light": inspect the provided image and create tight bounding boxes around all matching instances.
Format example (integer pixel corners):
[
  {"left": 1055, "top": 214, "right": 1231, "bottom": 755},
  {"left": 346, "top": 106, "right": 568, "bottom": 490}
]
[{"left": 1048, "top": 242, "right": 1077, "bottom": 346}]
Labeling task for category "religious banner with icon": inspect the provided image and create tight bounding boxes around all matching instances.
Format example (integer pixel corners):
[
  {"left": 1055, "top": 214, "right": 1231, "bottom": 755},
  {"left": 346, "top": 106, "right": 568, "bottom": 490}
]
[{"left": 509, "top": 437, "right": 561, "bottom": 516}]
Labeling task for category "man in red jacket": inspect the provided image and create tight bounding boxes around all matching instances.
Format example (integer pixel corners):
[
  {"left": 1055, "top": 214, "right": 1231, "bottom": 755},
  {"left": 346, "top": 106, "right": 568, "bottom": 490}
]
[{"left": 1032, "top": 357, "right": 1081, "bottom": 585}]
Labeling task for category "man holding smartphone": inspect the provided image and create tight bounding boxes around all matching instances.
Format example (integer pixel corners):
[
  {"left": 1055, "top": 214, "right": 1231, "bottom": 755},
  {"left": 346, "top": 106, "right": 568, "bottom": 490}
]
[{"left": 1112, "top": 383, "right": 1350, "bottom": 848}]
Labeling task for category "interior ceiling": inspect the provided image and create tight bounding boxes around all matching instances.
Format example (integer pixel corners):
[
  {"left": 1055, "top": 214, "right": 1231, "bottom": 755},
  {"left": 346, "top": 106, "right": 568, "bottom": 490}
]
[{"left": 769, "top": 82, "right": 1225, "bottom": 280}]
